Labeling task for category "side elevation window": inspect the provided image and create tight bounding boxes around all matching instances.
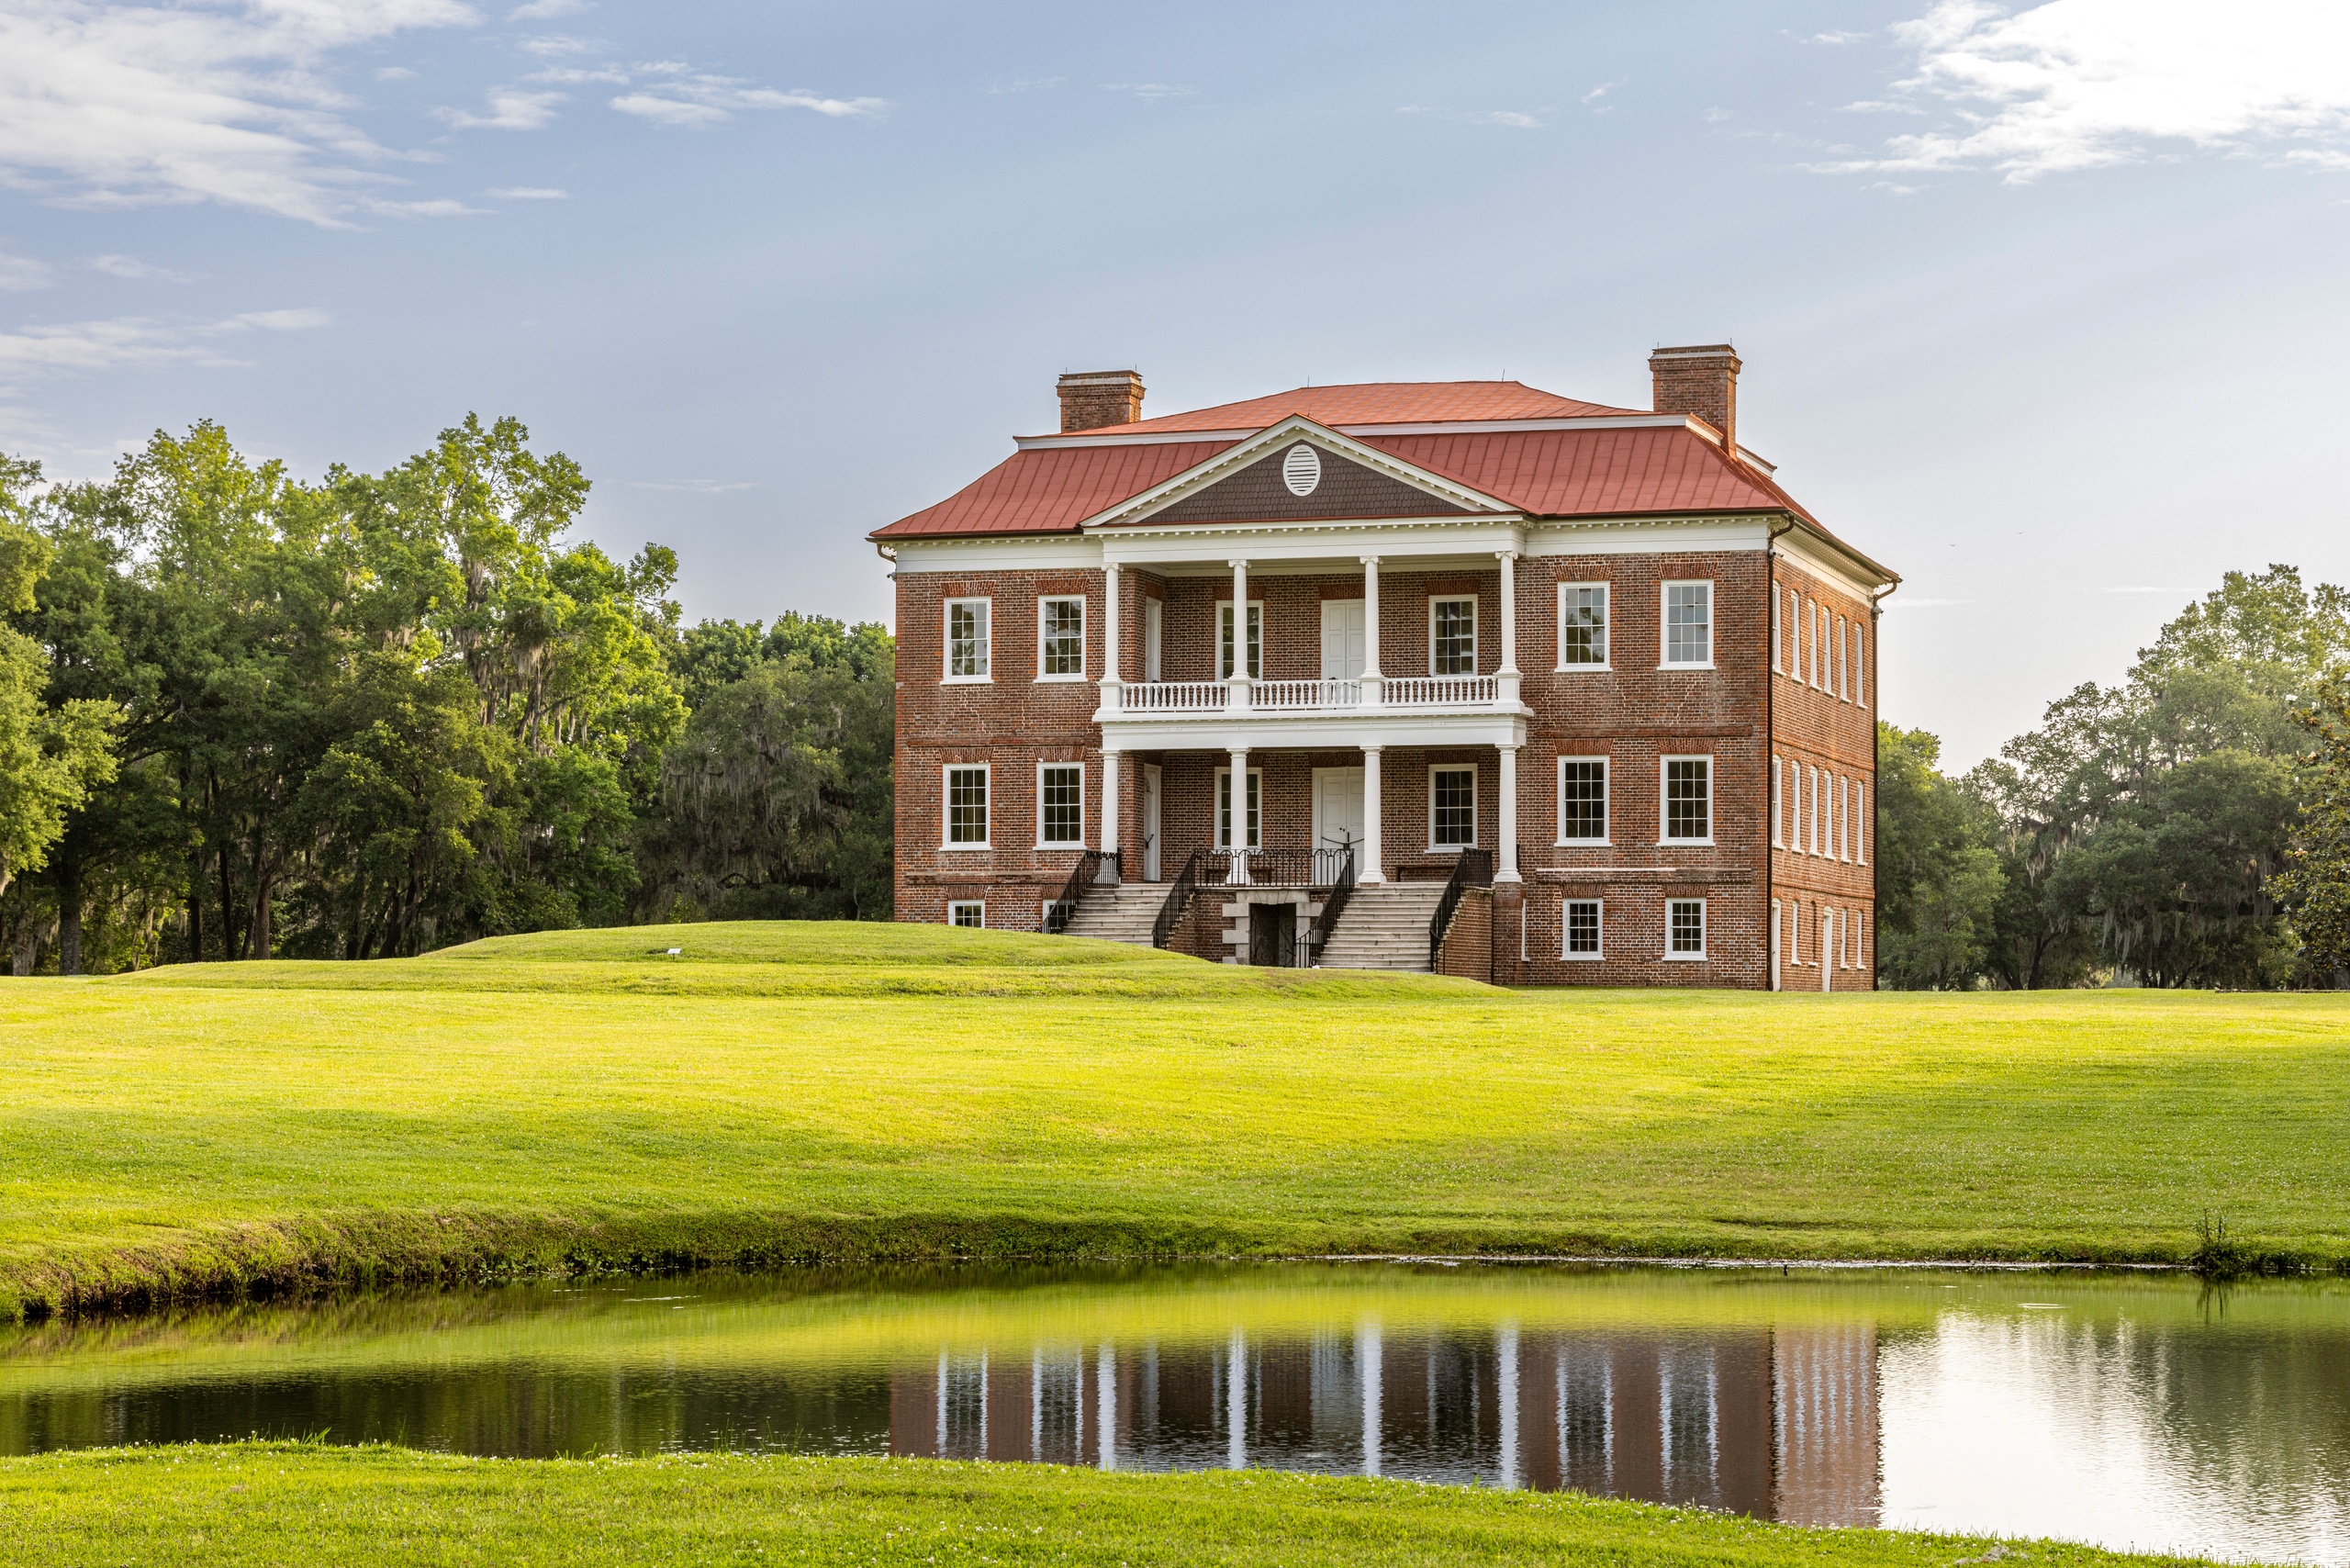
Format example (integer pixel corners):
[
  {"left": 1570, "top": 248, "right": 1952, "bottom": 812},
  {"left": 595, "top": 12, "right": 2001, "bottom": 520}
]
[
  {"left": 1558, "top": 757, "right": 1608, "bottom": 844},
  {"left": 1564, "top": 899, "right": 1603, "bottom": 958},
  {"left": 1558, "top": 583, "right": 1609, "bottom": 667},
  {"left": 1662, "top": 756, "right": 1712, "bottom": 844},
  {"left": 1218, "top": 601, "right": 1262, "bottom": 679},
  {"left": 945, "top": 599, "right": 991, "bottom": 681},
  {"left": 1038, "top": 763, "right": 1084, "bottom": 846},
  {"left": 1662, "top": 582, "right": 1713, "bottom": 668},
  {"left": 945, "top": 765, "right": 990, "bottom": 847},
  {"left": 1038, "top": 596, "right": 1085, "bottom": 679},
  {"left": 1835, "top": 615, "right": 1849, "bottom": 700},
  {"left": 1431, "top": 765, "right": 1477, "bottom": 849},
  {"left": 1771, "top": 756, "right": 1785, "bottom": 848},
  {"left": 1431, "top": 596, "right": 1478, "bottom": 675},
  {"left": 947, "top": 900, "right": 984, "bottom": 928},
  {"left": 1853, "top": 622, "right": 1867, "bottom": 708},
  {"left": 1666, "top": 898, "right": 1707, "bottom": 959},
  {"left": 1144, "top": 597, "right": 1164, "bottom": 682}
]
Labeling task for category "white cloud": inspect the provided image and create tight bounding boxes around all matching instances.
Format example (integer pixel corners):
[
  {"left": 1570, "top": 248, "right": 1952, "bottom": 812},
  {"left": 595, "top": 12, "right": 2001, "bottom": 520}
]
[
  {"left": 630, "top": 477, "right": 754, "bottom": 494},
  {"left": 1398, "top": 106, "right": 1545, "bottom": 129},
  {"left": 2102, "top": 585, "right": 2183, "bottom": 595},
  {"left": 0, "top": 305, "right": 327, "bottom": 387},
  {"left": 611, "top": 76, "right": 886, "bottom": 127},
  {"left": 1704, "top": 106, "right": 1732, "bottom": 123},
  {"left": 989, "top": 76, "right": 1063, "bottom": 95},
  {"left": 0, "top": 0, "right": 480, "bottom": 226},
  {"left": 517, "top": 32, "right": 595, "bottom": 56},
  {"left": 1809, "top": 29, "right": 1870, "bottom": 44},
  {"left": 509, "top": 0, "right": 586, "bottom": 16},
  {"left": 1832, "top": 0, "right": 2350, "bottom": 181},
  {"left": 376, "top": 64, "right": 418, "bottom": 81},
  {"left": 0, "top": 250, "right": 54, "bottom": 290},
  {"left": 1582, "top": 81, "right": 1618, "bottom": 105},
  {"left": 1102, "top": 83, "right": 1193, "bottom": 102},
  {"left": 364, "top": 196, "right": 483, "bottom": 217},
  {"left": 434, "top": 86, "right": 565, "bottom": 130},
  {"left": 487, "top": 185, "right": 567, "bottom": 198},
  {"left": 89, "top": 253, "right": 191, "bottom": 281},
  {"left": 526, "top": 65, "right": 624, "bottom": 84}
]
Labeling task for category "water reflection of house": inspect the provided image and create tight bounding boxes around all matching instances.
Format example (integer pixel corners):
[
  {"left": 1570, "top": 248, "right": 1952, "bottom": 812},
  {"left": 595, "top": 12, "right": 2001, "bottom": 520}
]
[{"left": 888, "top": 1323, "right": 1877, "bottom": 1525}]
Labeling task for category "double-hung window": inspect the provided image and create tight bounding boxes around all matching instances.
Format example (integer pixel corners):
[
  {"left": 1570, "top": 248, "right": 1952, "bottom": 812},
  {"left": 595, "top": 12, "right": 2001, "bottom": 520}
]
[
  {"left": 1563, "top": 900, "right": 1603, "bottom": 958},
  {"left": 1431, "top": 765, "right": 1477, "bottom": 849},
  {"left": 945, "top": 599, "right": 991, "bottom": 681},
  {"left": 1216, "top": 767, "right": 1261, "bottom": 850},
  {"left": 1852, "top": 622, "right": 1867, "bottom": 708},
  {"left": 1558, "top": 583, "right": 1609, "bottom": 667},
  {"left": 1038, "top": 763, "right": 1084, "bottom": 846},
  {"left": 947, "top": 900, "right": 985, "bottom": 928},
  {"left": 1218, "top": 601, "right": 1262, "bottom": 679},
  {"left": 1431, "top": 597, "right": 1478, "bottom": 675},
  {"left": 1037, "top": 597, "right": 1085, "bottom": 679},
  {"left": 1666, "top": 899, "right": 1707, "bottom": 959},
  {"left": 1662, "top": 756, "right": 1711, "bottom": 844},
  {"left": 945, "top": 765, "right": 990, "bottom": 847},
  {"left": 1662, "top": 582, "right": 1713, "bottom": 667},
  {"left": 1558, "top": 757, "right": 1608, "bottom": 844}
]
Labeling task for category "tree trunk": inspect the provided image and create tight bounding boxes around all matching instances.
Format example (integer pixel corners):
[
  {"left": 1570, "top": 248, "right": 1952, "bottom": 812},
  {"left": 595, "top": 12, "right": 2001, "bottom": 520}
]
[
  {"left": 249, "top": 848, "right": 274, "bottom": 962},
  {"left": 56, "top": 857, "right": 84, "bottom": 977},
  {"left": 219, "top": 843, "right": 241, "bottom": 961}
]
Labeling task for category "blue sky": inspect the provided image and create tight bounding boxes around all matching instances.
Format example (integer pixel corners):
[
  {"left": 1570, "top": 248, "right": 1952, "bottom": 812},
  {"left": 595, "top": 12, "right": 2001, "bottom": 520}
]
[{"left": 3, "top": 0, "right": 2347, "bottom": 766}]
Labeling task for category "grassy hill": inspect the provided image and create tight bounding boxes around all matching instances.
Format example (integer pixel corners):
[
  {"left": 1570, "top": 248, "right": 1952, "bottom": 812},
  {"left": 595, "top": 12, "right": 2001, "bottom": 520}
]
[{"left": 2, "top": 921, "right": 2345, "bottom": 1317}]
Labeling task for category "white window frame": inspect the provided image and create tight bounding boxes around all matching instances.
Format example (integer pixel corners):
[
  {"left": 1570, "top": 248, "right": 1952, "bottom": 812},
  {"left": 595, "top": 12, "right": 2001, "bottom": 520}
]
[
  {"left": 1218, "top": 599, "right": 1263, "bottom": 680},
  {"left": 1556, "top": 756, "right": 1609, "bottom": 846},
  {"left": 1036, "top": 595, "right": 1087, "bottom": 682},
  {"left": 1556, "top": 582, "right": 1610, "bottom": 669},
  {"left": 1144, "top": 597, "right": 1164, "bottom": 682},
  {"left": 1770, "top": 588, "right": 1782, "bottom": 675},
  {"left": 1838, "top": 775, "right": 1851, "bottom": 861},
  {"left": 1659, "top": 755, "right": 1713, "bottom": 846},
  {"left": 1665, "top": 898, "right": 1707, "bottom": 960},
  {"left": 1807, "top": 765, "right": 1821, "bottom": 856},
  {"left": 1853, "top": 622, "right": 1867, "bottom": 709},
  {"left": 1856, "top": 781, "right": 1868, "bottom": 865},
  {"left": 1429, "top": 762, "right": 1479, "bottom": 852},
  {"left": 1429, "top": 595, "right": 1479, "bottom": 676},
  {"left": 946, "top": 900, "right": 985, "bottom": 928},
  {"left": 944, "top": 598, "right": 992, "bottom": 683},
  {"left": 1660, "top": 581, "right": 1714, "bottom": 669},
  {"left": 1214, "top": 766, "right": 1262, "bottom": 851},
  {"left": 1771, "top": 756, "right": 1784, "bottom": 848},
  {"left": 1036, "top": 761, "right": 1086, "bottom": 848},
  {"left": 1562, "top": 898, "right": 1605, "bottom": 960},
  {"left": 943, "top": 764, "right": 991, "bottom": 849},
  {"left": 1835, "top": 614, "right": 1849, "bottom": 700}
]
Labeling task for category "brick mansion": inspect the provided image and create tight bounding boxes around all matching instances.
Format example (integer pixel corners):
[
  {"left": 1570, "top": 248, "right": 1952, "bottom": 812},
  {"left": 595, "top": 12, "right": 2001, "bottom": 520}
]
[{"left": 870, "top": 347, "right": 1897, "bottom": 988}]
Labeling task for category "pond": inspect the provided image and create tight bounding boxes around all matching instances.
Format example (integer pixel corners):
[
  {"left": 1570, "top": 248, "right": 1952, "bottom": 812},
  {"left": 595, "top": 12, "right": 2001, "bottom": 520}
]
[{"left": 1, "top": 1263, "right": 2343, "bottom": 1564}]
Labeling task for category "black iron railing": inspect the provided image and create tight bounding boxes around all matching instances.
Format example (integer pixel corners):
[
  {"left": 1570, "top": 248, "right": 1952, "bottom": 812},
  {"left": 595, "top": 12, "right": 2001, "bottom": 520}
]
[
  {"left": 1043, "top": 850, "right": 1118, "bottom": 935},
  {"left": 1427, "top": 848, "right": 1494, "bottom": 969},
  {"left": 1151, "top": 851, "right": 1201, "bottom": 950},
  {"left": 1204, "top": 846, "right": 1352, "bottom": 888},
  {"left": 1296, "top": 847, "right": 1356, "bottom": 968}
]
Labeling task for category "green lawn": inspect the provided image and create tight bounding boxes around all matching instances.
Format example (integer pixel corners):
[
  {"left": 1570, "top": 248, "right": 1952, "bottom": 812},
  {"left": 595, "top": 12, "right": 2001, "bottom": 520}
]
[
  {"left": 0, "top": 1442, "right": 2220, "bottom": 1568},
  {"left": 2, "top": 921, "right": 2345, "bottom": 1317}
]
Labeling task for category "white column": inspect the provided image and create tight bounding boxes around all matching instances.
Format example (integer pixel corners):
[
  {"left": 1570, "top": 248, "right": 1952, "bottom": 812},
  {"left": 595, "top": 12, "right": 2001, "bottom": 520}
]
[
  {"left": 1360, "top": 554, "right": 1382, "bottom": 706},
  {"left": 1496, "top": 743, "right": 1521, "bottom": 882},
  {"left": 1497, "top": 1321, "right": 1520, "bottom": 1491},
  {"left": 1360, "top": 745, "right": 1384, "bottom": 884},
  {"left": 1227, "top": 558, "right": 1252, "bottom": 710},
  {"left": 1226, "top": 1327, "right": 1247, "bottom": 1471},
  {"left": 1359, "top": 1319, "right": 1382, "bottom": 1479},
  {"left": 1227, "top": 746, "right": 1250, "bottom": 884},
  {"left": 1098, "top": 1344, "right": 1117, "bottom": 1470},
  {"left": 1099, "top": 749, "right": 1121, "bottom": 882},
  {"left": 1102, "top": 561, "right": 1122, "bottom": 698},
  {"left": 1496, "top": 550, "right": 1520, "bottom": 706}
]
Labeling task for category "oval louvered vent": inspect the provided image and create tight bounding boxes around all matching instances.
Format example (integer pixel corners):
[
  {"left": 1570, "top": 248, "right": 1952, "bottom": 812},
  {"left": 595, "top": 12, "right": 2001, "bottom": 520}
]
[{"left": 1281, "top": 442, "right": 1322, "bottom": 498}]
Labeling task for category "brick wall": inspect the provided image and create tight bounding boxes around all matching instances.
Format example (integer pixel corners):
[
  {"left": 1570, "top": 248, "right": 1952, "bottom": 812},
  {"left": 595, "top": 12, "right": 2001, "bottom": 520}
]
[
  {"left": 1438, "top": 888, "right": 1493, "bottom": 982},
  {"left": 1767, "top": 556, "right": 1880, "bottom": 991}
]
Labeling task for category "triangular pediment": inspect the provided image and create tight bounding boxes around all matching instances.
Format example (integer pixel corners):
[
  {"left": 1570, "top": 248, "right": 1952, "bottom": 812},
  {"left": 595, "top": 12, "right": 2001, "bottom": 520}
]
[{"left": 1082, "top": 417, "right": 1509, "bottom": 531}]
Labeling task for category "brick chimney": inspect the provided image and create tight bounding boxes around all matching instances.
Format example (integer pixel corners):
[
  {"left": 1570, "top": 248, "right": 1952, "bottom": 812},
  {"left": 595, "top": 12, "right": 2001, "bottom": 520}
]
[
  {"left": 1649, "top": 344, "right": 1740, "bottom": 453},
  {"left": 1057, "top": 370, "right": 1145, "bottom": 432}
]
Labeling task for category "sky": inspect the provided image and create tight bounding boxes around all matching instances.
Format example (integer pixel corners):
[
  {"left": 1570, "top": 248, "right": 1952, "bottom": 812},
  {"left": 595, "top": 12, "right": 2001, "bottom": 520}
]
[{"left": 3, "top": 0, "right": 2348, "bottom": 768}]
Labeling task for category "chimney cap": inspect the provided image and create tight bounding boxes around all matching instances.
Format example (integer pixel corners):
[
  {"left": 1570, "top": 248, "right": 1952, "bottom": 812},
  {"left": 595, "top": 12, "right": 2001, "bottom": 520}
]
[
  {"left": 1650, "top": 343, "right": 1740, "bottom": 361},
  {"left": 1056, "top": 369, "right": 1146, "bottom": 432}
]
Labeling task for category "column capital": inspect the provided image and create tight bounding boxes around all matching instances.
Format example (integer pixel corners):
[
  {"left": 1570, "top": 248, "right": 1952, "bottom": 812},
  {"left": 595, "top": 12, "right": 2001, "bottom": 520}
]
[
  {"left": 1360, "top": 743, "right": 1384, "bottom": 755},
  {"left": 1226, "top": 556, "right": 1249, "bottom": 570},
  {"left": 1494, "top": 548, "right": 1518, "bottom": 561},
  {"left": 1359, "top": 553, "right": 1382, "bottom": 566}
]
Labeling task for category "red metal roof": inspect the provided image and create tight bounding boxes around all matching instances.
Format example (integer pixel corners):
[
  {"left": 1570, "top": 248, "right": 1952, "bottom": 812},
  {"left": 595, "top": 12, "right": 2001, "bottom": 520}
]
[
  {"left": 875, "top": 439, "right": 1236, "bottom": 540},
  {"left": 1047, "top": 380, "right": 1639, "bottom": 436},
  {"left": 1362, "top": 428, "right": 1809, "bottom": 522}
]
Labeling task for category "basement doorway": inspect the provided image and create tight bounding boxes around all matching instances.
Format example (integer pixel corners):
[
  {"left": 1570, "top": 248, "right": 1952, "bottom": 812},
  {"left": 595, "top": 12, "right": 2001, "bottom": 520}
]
[{"left": 1248, "top": 902, "right": 1296, "bottom": 968}]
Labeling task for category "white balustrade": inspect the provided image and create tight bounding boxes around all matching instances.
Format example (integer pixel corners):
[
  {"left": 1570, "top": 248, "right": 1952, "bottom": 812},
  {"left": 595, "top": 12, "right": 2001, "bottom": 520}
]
[
  {"left": 1120, "top": 680, "right": 1229, "bottom": 711},
  {"left": 1253, "top": 678, "right": 1362, "bottom": 711},
  {"left": 1382, "top": 675, "right": 1497, "bottom": 707}
]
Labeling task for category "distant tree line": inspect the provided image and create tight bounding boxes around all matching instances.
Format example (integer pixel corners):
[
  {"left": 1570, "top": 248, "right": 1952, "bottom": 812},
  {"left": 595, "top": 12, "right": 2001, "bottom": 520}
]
[
  {"left": 1878, "top": 565, "right": 2350, "bottom": 989},
  {"left": 0, "top": 420, "right": 892, "bottom": 974}
]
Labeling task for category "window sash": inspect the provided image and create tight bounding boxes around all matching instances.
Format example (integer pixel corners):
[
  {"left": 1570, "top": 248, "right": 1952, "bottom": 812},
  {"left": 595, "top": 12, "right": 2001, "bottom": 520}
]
[
  {"left": 1432, "top": 597, "right": 1477, "bottom": 676},
  {"left": 947, "top": 901, "right": 984, "bottom": 928},
  {"left": 946, "top": 767, "right": 990, "bottom": 845},
  {"left": 1564, "top": 900, "right": 1603, "bottom": 956},
  {"left": 1039, "top": 764, "right": 1084, "bottom": 845},
  {"left": 1663, "top": 584, "right": 1712, "bottom": 666},
  {"left": 1669, "top": 899, "right": 1706, "bottom": 956},
  {"left": 1039, "top": 597, "right": 1085, "bottom": 678},
  {"left": 1218, "top": 603, "right": 1262, "bottom": 679},
  {"left": 1663, "top": 757, "right": 1710, "bottom": 842},
  {"left": 1558, "top": 759, "right": 1607, "bottom": 842},
  {"left": 1559, "top": 583, "right": 1608, "bottom": 666},
  {"left": 1432, "top": 767, "right": 1477, "bottom": 847},
  {"left": 946, "top": 600, "right": 990, "bottom": 678}
]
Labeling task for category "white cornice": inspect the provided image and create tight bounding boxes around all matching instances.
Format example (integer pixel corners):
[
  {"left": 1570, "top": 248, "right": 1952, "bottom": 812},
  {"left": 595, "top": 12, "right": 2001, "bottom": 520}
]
[{"left": 1080, "top": 415, "right": 1511, "bottom": 531}]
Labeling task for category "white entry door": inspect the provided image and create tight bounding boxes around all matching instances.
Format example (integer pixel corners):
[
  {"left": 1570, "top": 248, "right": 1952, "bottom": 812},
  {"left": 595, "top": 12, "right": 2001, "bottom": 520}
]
[
  {"left": 1143, "top": 764, "right": 1163, "bottom": 881},
  {"left": 1312, "top": 767, "right": 1366, "bottom": 858},
  {"left": 1320, "top": 599, "right": 1366, "bottom": 679}
]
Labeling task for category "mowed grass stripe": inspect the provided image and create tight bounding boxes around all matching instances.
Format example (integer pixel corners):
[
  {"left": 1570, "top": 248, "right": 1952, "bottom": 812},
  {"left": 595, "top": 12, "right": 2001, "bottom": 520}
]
[{"left": 2, "top": 922, "right": 2345, "bottom": 1316}]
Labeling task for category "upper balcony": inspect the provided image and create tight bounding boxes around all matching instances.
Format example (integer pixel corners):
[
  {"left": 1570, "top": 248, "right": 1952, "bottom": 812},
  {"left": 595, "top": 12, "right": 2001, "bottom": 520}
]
[
  {"left": 1095, "top": 673, "right": 1525, "bottom": 749},
  {"left": 1113, "top": 675, "right": 1498, "bottom": 715}
]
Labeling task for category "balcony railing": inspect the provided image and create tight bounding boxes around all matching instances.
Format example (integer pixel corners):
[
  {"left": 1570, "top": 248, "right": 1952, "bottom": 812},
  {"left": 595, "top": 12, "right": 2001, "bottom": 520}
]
[
  {"left": 1206, "top": 847, "right": 1354, "bottom": 887},
  {"left": 1113, "top": 676, "right": 1497, "bottom": 714}
]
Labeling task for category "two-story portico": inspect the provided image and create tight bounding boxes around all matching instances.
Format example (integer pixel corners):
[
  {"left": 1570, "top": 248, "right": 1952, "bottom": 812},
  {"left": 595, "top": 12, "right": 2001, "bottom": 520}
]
[{"left": 874, "top": 351, "right": 1897, "bottom": 988}]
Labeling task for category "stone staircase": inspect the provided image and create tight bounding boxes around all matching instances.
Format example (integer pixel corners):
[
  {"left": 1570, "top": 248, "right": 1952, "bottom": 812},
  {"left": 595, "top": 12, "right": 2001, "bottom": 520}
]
[
  {"left": 1314, "top": 881, "right": 1449, "bottom": 972},
  {"left": 1060, "top": 883, "right": 1172, "bottom": 946}
]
